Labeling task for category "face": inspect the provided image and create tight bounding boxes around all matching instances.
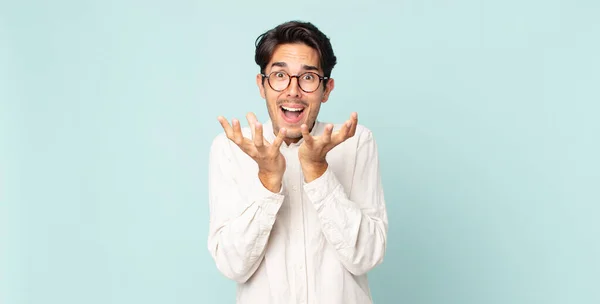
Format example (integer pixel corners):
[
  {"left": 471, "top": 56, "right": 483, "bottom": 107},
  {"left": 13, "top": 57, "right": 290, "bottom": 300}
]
[{"left": 256, "top": 43, "right": 334, "bottom": 144}]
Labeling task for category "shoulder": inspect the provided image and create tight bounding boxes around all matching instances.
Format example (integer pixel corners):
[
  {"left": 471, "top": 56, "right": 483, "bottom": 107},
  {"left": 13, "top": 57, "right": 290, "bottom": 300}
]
[
  {"left": 210, "top": 132, "right": 230, "bottom": 151},
  {"left": 353, "top": 124, "right": 378, "bottom": 153},
  {"left": 354, "top": 124, "right": 374, "bottom": 140}
]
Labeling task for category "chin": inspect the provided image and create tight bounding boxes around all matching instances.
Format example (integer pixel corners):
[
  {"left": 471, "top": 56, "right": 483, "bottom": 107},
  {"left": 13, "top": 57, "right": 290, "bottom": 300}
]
[{"left": 285, "top": 130, "right": 303, "bottom": 139}]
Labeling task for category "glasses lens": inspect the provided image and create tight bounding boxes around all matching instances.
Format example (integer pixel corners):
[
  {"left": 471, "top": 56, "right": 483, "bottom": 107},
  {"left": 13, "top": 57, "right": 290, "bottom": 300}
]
[
  {"left": 298, "top": 72, "right": 320, "bottom": 92},
  {"left": 268, "top": 71, "right": 290, "bottom": 91}
]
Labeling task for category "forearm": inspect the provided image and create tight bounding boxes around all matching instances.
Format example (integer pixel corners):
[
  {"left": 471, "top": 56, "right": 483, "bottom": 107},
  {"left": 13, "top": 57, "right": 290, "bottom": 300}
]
[
  {"left": 300, "top": 160, "right": 329, "bottom": 183},
  {"left": 208, "top": 148, "right": 285, "bottom": 283},
  {"left": 208, "top": 194, "right": 283, "bottom": 282},
  {"left": 258, "top": 170, "right": 283, "bottom": 193}
]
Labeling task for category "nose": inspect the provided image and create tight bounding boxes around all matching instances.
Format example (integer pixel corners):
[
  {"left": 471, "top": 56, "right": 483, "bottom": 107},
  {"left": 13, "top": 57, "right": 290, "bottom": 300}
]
[{"left": 286, "top": 76, "right": 301, "bottom": 98}]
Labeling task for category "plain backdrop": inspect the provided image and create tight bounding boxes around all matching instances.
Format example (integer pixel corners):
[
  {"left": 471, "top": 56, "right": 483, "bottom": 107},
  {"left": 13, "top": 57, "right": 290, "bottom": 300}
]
[{"left": 1, "top": 0, "right": 599, "bottom": 303}]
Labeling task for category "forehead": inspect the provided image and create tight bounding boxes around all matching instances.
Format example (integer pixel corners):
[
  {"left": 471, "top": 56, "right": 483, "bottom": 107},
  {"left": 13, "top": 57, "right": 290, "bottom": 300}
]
[{"left": 268, "top": 43, "right": 321, "bottom": 71}]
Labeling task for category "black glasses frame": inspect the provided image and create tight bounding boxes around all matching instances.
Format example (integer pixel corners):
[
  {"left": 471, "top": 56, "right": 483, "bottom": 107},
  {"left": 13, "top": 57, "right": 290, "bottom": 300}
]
[{"left": 261, "top": 71, "right": 328, "bottom": 93}]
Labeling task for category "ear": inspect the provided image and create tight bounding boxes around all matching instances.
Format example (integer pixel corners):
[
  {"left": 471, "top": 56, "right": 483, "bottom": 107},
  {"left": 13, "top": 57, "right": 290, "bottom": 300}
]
[
  {"left": 256, "top": 74, "right": 266, "bottom": 99},
  {"left": 321, "top": 78, "right": 335, "bottom": 104}
]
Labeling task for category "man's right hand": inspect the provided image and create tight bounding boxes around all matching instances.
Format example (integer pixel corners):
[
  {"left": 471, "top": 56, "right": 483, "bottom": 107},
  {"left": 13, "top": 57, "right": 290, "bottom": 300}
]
[{"left": 218, "top": 113, "right": 287, "bottom": 193}]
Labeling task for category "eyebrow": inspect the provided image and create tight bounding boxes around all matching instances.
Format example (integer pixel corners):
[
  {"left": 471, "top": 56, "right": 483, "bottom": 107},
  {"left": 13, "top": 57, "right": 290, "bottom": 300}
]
[{"left": 270, "top": 62, "right": 320, "bottom": 72}]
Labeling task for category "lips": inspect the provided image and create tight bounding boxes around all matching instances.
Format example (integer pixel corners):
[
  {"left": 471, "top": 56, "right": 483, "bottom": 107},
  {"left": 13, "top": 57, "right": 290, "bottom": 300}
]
[{"left": 280, "top": 104, "right": 306, "bottom": 124}]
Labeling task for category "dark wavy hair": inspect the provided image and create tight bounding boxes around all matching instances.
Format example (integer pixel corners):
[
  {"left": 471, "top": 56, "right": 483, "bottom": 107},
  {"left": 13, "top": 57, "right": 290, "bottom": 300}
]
[{"left": 255, "top": 21, "right": 337, "bottom": 86}]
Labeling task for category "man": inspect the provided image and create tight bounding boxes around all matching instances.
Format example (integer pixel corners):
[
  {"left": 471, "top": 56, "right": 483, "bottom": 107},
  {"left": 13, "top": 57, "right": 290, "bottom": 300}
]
[{"left": 207, "top": 20, "right": 388, "bottom": 304}]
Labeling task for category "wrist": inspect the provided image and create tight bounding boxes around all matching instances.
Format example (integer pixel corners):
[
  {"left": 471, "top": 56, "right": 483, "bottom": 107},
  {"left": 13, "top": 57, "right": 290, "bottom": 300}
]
[
  {"left": 301, "top": 160, "right": 328, "bottom": 183},
  {"left": 258, "top": 170, "right": 282, "bottom": 193}
]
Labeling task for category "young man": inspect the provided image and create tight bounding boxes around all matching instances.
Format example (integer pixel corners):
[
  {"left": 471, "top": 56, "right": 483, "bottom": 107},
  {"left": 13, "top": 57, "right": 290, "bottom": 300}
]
[{"left": 208, "top": 21, "right": 388, "bottom": 304}]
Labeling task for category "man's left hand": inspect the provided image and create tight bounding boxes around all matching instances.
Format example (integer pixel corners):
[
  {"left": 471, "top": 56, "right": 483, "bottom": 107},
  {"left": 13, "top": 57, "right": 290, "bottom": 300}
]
[{"left": 299, "top": 112, "right": 358, "bottom": 182}]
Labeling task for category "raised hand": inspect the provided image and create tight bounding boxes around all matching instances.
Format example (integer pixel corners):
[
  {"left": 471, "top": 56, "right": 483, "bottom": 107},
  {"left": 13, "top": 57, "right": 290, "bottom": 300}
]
[
  {"left": 298, "top": 112, "right": 358, "bottom": 182},
  {"left": 218, "top": 112, "right": 287, "bottom": 192}
]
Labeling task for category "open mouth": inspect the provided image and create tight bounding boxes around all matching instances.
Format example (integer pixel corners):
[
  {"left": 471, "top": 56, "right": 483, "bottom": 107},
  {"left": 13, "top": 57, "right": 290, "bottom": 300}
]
[{"left": 280, "top": 105, "right": 306, "bottom": 124}]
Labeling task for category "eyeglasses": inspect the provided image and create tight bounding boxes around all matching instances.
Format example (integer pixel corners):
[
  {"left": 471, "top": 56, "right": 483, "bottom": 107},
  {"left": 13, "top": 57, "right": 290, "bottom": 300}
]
[{"left": 261, "top": 71, "right": 328, "bottom": 93}]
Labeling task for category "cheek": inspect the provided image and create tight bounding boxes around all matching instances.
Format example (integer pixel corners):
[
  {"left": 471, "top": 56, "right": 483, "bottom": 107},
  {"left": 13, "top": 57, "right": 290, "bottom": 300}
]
[
  {"left": 308, "top": 98, "right": 322, "bottom": 110},
  {"left": 267, "top": 90, "right": 282, "bottom": 102},
  {"left": 264, "top": 91, "right": 278, "bottom": 106}
]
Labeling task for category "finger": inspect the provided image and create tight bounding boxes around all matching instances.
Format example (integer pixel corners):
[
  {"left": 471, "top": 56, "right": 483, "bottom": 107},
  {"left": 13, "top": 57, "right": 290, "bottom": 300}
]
[
  {"left": 253, "top": 122, "right": 265, "bottom": 149},
  {"left": 246, "top": 113, "right": 256, "bottom": 139},
  {"left": 322, "top": 124, "right": 333, "bottom": 144},
  {"left": 301, "top": 124, "right": 314, "bottom": 147},
  {"left": 271, "top": 127, "right": 287, "bottom": 150},
  {"left": 232, "top": 118, "right": 244, "bottom": 145},
  {"left": 348, "top": 112, "right": 358, "bottom": 136},
  {"left": 246, "top": 112, "right": 258, "bottom": 125},
  {"left": 218, "top": 116, "right": 234, "bottom": 139}
]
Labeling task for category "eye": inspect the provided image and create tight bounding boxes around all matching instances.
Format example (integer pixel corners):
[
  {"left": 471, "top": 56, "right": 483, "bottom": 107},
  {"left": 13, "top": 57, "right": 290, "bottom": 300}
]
[
  {"left": 273, "top": 72, "right": 287, "bottom": 79},
  {"left": 302, "top": 73, "right": 316, "bottom": 81}
]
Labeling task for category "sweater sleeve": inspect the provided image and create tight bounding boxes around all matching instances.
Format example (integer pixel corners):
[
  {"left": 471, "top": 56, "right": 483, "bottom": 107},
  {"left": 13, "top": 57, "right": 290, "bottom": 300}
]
[
  {"left": 207, "top": 134, "right": 285, "bottom": 283},
  {"left": 303, "top": 129, "right": 388, "bottom": 276}
]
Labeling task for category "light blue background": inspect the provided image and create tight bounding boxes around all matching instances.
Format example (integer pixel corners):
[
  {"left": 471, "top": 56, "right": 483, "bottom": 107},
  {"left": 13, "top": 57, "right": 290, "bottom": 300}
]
[{"left": 2, "top": 0, "right": 599, "bottom": 303}]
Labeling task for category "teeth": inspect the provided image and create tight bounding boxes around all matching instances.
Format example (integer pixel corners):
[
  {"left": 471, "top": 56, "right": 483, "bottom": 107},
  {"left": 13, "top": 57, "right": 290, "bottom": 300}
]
[{"left": 282, "top": 106, "right": 303, "bottom": 112}]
